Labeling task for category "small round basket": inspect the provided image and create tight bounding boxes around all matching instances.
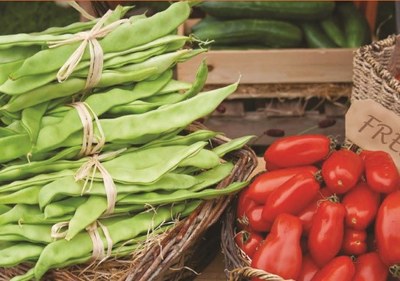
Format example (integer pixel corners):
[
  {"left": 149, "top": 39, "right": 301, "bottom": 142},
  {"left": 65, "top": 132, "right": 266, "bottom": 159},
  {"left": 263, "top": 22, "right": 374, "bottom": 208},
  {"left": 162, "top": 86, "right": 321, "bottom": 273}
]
[
  {"left": 0, "top": 123, "right": 258, "bottom": 281},
  {"left": 221, "top": 197, "right": 291, "bottom": 281}
]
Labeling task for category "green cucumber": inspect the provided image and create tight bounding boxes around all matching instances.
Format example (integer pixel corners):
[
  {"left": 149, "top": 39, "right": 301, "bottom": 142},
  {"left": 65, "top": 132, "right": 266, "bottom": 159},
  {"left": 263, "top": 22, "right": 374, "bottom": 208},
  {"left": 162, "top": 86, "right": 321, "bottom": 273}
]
[
  {"left": 321, "top": 15, "right": 347, "bottom": 48},
  {"left": 191, "top": 15, "right": 219, "bottom": 32},
  {"left": 193, "top": 19, "right": 303, "bottom": 48},
  {"left": 336, "top": 2, "right": 371, "bottom": 48},
  {"left": 198, "top": 1, "right": 335, "bottom": 21},
  {"left": 301, "top": 22, "right": 338, "bottom": 48}
]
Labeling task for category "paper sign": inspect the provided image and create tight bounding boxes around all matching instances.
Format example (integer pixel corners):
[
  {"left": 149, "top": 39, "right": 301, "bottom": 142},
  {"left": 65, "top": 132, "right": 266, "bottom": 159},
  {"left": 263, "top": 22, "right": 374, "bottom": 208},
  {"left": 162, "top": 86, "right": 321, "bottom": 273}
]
[{"left": 346, "top": 99, "right": 400, "bottom": 168}]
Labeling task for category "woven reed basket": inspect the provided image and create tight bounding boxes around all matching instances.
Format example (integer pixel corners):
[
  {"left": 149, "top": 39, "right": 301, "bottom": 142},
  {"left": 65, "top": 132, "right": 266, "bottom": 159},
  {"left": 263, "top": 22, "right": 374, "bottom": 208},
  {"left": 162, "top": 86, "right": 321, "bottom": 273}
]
[
  {"left": 0, "top": 123, "right": 258, "bottom": 281},
  {"left": 352, "top": 34, "right": 400, "bottom": 113}
]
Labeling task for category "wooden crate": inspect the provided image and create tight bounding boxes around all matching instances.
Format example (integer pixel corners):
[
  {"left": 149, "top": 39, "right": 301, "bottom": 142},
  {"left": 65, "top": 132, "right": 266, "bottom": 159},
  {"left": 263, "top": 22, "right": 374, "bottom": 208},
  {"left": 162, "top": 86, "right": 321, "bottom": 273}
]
[
  {"left": 178, "top": 19, "right": 354, "bottom": 155},
  {"left": 177, "top": 19, "right": 355, "bottom": 84}
]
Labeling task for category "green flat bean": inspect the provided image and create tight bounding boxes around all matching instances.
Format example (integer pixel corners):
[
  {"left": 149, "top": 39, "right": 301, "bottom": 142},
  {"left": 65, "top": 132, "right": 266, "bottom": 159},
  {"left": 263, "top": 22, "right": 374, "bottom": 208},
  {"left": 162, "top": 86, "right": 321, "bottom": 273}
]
[
  {"left": 0, "top": 170, "right": 75, "bottom": 193},
  {"left": 1, "top": 44, "right": 172, "bottom": 95},
  {"left": 38, "top": 172, "right": 200, "bottom": 208},
  {"left": 0, "top": 186, "right": 41, "bottom": 204},
  {"left": 119, "top": 181, "right": 247, "bottom": 205},
  {"left": 140, "top": 129, "right": 218, "bottom": 150},
  {"left": 90, "top": 83, "right": 238, "bottom": 147},
  {"left": 0, "top": 204, "right": 11, "bottom": 215},
  {"left": 0, "top": 243, "right": 43, "bottom": 267},
  {"left": 100, "top": 142, "right": 206, "bottom": 184},
  {"left": 109, "top": 60, "right": 208, "bottom": 115},
  {"left": 189, "top": 162, "right": 234, "bottom": 192},
  {"left": 0, "top": 134, "right": 32, "bottom": 163},
  {"left": 66, "top": 195, "right": 107, "bottom": 240},
  {"left": 44, "top": 197, "right": 87, "bottom": 219},
  {"left": 0, "top": 204, "right": 71, "bottom": 225},
  {"left": 212, "top": 135, "right": 255, "bottom": 157},
  {"left": 157, "top": 79, "right": 191, "bottom": 94},
  {"left": 21, "top": 102, "right": 49, "bottom": 146},
  {"left": 0, "top": 60, "right": 24, "bottom": 84},
  {"left": 178, "top": 148, "right": 221, "bottom": 169},
  {"left": 33, "top": 203, "right": 188, "bottom": 279},
  {"left": 33, "top": 70, "right": 172, "bottom": 153},
  {"left": 0, "top": 146, "right": 80, "bottom": 183},
  {"left": 0, "top": 82, "right": 237, "bottom": 164},
  {"left": 3, "top": 49, "right": 194, "bottom": 111},
  {"left": 9, "top": 268, "right": 35, "bottom": 281},
  {"left": 11, "top": 2, "right": 190, "bottom": 78},
  {"left": 2, "top": 67, "right": 157, "bottom": 111},
  {"left": 0, "top": 46, "right": 40, "bottom": 63},
  {"left": 0, "top": 224, "right": 52, "bottom": 244},
  {"left": 0, "top": 5, "right": 130, "bottom": 50}
]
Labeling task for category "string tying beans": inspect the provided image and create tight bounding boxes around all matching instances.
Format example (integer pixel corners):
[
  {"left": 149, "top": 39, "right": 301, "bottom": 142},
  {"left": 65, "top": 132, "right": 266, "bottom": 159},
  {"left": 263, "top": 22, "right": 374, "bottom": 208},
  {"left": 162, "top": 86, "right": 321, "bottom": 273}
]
[
  {"left": 87, "top": 220, "right": 113, "bottom": 263},
  {"left": 75, "top": 149, "right": 126, "bottom": 215},
  {"left": 51, "top": 220, "right": 113, "bottom": 263},
  {"left": 48, "top": 9, "right": 129, "bottom": 89},
  {"left": 71, "top": 102, "right": 105, "bottom": 157}
]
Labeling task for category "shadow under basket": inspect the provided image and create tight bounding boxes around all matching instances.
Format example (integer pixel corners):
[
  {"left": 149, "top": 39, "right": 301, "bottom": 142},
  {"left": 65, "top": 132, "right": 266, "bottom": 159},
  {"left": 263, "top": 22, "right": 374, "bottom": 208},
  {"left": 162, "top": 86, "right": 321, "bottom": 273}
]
[{"left": 0, "top": 123, "right": 258, "bottom": 281}]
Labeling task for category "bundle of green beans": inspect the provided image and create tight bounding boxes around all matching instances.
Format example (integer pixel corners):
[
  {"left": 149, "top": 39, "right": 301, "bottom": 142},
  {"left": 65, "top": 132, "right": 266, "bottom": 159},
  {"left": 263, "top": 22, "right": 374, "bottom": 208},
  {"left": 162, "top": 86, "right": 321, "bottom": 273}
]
[{"left": 0, "top": 2, "right": 253, "bottom": 280}]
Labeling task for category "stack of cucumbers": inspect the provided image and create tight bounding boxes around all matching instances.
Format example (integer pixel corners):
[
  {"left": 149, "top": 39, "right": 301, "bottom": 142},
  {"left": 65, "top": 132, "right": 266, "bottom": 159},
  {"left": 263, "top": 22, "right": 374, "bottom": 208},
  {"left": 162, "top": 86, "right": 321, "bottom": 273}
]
[
  {"left": 193, "top": 1, "right": 371, "bottom": 49},
  {"left": 0, "top": 2, "right": 253, "bottom": 280}
]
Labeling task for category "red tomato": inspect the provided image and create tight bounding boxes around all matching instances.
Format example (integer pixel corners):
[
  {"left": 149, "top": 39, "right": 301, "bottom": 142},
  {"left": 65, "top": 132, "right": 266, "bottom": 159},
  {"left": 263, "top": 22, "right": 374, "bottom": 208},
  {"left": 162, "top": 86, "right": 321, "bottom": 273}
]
[
  {"left": 321, "top": 149, "right": 364, "bottom": 194},
  {"left": 308, "top": 200, "right": 345, "bottom": 267},
  {"left": 262, "top": 172, "right": 320, "bottom": 223},
  {"left": 364, "top": 151, "right": 399, "bottom": 194},
  {"left": 247, "top": 206, "right": 271, "bottom": 233},
  {"left": 298, "top": 188, "right": 334, "bottom": 235},
  {"left": 311, "top": 256, "right": 355, "bottom": 281},
  {"left": 263, "top": 134, "right": 332, "bottom": 169},
  {"left": 246, "top": 166, "right": 318, "bottom": 204},
  {"left": 251, "top": 213, "right": 303, "bottom": 280},
  {"left": 353, "top": 252, "right": 388, "bottom": 281},
  {"left": 342, "top": 182, "right": 380, "bottom": 230},
  {"left": 236, "top": 187, "right": 257, "bottom": 229},
  {"left": 298, "top": 254, "right": 319, "bottom": 281},
  {"left": 342, "top": 228, "right": 367, "bottom": 256},
  {"left": 359, "top": 149, "right": 374, "bottom": 162},
  {"left": 375, "top": 191, "right": 400, "bottom": 267},
  {"left": 234, "top": 230, "right": 263, "bottom": 259}
]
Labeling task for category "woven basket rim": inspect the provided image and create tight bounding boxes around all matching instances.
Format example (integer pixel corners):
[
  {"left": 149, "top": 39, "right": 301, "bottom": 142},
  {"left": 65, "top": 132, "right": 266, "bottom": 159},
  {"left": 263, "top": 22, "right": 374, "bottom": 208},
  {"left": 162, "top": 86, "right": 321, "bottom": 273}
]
[{"left": 355, "top": 35, "right": 400, "bottom": 94}]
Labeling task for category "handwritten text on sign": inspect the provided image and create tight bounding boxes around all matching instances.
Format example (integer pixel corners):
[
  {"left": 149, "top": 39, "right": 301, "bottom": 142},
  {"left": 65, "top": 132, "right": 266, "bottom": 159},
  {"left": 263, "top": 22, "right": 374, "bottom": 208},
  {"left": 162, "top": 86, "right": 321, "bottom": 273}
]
[{"left": 346, "top": 99, "right": 400, "bottom": 168}]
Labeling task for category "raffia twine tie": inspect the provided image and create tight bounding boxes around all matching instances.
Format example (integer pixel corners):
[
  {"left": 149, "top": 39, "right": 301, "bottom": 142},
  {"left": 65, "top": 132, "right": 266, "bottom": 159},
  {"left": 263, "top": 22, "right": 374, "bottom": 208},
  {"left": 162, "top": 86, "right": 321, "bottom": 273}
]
[
  {"left": 51, "top": 220, "right": 113, "bottom": 263},
  {"left": 71, "top": 100, "right": 126, "bottom": 215},
  {"left": 71, "top": 102, "right": 105, "bottom": 157},
  {"left": 48, "top": 8, "right": 129, "bottom": 89},
  {"left": 74, "top": 150, "right": 125, "bottom": 215}
]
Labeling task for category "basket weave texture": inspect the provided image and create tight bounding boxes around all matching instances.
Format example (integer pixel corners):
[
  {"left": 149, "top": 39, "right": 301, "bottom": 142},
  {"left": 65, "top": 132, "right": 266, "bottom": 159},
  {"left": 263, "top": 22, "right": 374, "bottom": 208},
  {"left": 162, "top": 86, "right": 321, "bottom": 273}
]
[
  {"left": 352, "top": 35, "right": 400, "bottom": 114},
  {"left": 0, "top": 123, "right": 258, "bottom": 281}
]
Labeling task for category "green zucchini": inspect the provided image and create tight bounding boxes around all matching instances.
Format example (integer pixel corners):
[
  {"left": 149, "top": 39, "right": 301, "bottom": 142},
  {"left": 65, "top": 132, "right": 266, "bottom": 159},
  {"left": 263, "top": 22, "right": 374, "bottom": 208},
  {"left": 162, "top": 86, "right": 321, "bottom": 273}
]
[
  {"left": 321, "top": 15, "right": 347, "bottom": 48},
  {"left": 302, "top": 22, "right": 338, "bottom": 48},
  {"left": 336, "top": 2, "right": 371, "bottom": 48},
  {"left": 193, "top": 19, "right": 303, "bottom": 48},
  {"left": 197, "top": 1, "right": 335, "bottom": 21}
]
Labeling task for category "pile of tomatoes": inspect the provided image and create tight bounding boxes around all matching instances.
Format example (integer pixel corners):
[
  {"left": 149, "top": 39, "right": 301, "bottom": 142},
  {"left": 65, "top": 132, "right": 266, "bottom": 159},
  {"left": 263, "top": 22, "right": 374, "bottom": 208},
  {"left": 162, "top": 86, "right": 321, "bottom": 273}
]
[{"left": 235, "top": 134, "right": 400, "bottom": 281}]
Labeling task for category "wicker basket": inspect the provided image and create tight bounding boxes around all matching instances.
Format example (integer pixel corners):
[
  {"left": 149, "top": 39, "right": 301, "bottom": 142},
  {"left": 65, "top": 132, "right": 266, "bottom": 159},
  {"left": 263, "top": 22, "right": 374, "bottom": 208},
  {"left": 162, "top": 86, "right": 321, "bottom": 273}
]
[
  {"left": 0, "top": 123, "right": 258, "bottom": 281},
  {"left": 352, "top": 34, "right": 400, "bottom": 115},
  {"left": 221, "top": 196, "right": 289, "bottom": 281}
]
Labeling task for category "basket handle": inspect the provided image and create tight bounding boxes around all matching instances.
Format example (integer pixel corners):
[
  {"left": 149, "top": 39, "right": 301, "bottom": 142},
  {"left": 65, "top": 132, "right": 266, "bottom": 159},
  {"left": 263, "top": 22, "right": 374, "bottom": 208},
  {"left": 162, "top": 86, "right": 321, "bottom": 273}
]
[{"left": 388, "top": 34, "right": 400, "bottom": 77}]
